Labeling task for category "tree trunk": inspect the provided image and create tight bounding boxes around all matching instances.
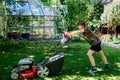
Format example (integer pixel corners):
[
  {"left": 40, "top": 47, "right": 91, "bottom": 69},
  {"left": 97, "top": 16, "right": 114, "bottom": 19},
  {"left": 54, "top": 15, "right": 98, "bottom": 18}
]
[{"left": 114, "top": 26, "right": 118, "bottom": 39}]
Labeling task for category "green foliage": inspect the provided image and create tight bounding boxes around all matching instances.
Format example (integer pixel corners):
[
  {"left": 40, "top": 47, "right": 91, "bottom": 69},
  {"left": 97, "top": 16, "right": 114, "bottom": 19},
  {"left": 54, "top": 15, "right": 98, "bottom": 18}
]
[
  {"left": 0, "top": 40, "right": 28, "bottom": 52},
  {"left": 88, "top": 3, "right": 103, "bottom": 21},
  {"left": 94, "top": 4, "right": 103, "bottom": 19},
  {"left": 7, "top": 16, "right": 30, "bottom": 32},
  {"left": 60, "top": 0, "right": 65, "bottom": 5},
  {"left": 55, "top": 17, "right": 64, "bottom": 34},
  {"left": 0, "top": 0, "right": 2, "bottom": 3},
  {"left": 39, "top": 0, "right": 51, "bottom": 6},
  {"left": 64, "top": 0, "right": 88, "bottom": 31},
  {"left": 0, "top": 35, "right": 4, "bottom": 40}
]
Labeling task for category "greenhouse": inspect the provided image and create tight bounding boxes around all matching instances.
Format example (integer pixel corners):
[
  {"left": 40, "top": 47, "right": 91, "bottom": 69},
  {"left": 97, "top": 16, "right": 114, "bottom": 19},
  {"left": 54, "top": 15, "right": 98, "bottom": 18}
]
[{"left": 3, "top": 0, "right": 65, "bottom": 41}]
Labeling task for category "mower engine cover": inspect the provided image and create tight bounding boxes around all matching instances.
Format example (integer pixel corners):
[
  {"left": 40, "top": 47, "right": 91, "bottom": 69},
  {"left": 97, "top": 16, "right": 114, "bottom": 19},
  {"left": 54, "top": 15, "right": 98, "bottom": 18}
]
[
  {"left": 18, "top": 57, "right": 34, "bottom": 71},
  {"left": 18, "top": 57, "right": 33, "bottom": 65},
  {"left": 19, "top": 64, "right": 32, "bottom": 71}
]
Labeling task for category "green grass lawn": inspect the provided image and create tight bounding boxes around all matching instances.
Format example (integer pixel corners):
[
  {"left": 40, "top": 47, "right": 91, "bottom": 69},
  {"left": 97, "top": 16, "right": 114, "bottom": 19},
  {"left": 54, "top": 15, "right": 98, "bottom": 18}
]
[{"left": 0, "top": 41, "right": 120, "bottom": 80}]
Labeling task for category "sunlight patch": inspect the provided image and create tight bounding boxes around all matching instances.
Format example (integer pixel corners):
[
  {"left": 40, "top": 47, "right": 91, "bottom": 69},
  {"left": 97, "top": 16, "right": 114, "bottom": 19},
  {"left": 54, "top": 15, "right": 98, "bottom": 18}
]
[
  {"left": 116, "top": 63, "right": 120, "bottom": 71},
  {"left": 2, "top": 51, "right": 5, "bottom": 53},
  {"left": 44, "top": 78, "right": 52, "bottom": 80},
  {"left": 28, "top": 55, "right": 34, "bottom": 58},
  {"left": 28, "top": 46, "right": 34, "bottom": 49},
  {"left": 4, "top": 67, "right": 8, "bottom": 70},
  {"left": 116, "top": 63, "right": 120, "bottom": 67},
  {"left": 97, "top": 68, "right": 102, "bottom": 71},
  {"left": 65, "top": 75, "right": 78, "bottom": 80},
  {"left": 81, "top": 77, "right": 96, "bottom": 80},
  {"left": 106, "top": 76, "right": 119, "bottom": 80}
]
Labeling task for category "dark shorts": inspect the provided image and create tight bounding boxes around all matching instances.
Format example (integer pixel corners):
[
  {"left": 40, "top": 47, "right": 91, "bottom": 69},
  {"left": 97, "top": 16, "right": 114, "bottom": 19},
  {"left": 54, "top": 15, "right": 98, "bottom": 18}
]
[{"left": 90, "top": 42, "right": 101, "bottom": 52}]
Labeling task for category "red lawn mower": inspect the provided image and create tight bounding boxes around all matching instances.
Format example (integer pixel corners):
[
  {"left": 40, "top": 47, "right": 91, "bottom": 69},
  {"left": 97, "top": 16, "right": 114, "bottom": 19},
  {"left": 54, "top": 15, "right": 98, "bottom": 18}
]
[{"left": 10, "top": 32, "right": 69, "bottom": 79}]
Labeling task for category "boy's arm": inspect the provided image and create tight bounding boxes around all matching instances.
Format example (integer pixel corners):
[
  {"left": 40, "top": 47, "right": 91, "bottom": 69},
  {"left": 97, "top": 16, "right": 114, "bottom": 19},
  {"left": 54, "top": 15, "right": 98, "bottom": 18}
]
[{"left": 68, "top": 30, "right": 83, "bottom": 36}]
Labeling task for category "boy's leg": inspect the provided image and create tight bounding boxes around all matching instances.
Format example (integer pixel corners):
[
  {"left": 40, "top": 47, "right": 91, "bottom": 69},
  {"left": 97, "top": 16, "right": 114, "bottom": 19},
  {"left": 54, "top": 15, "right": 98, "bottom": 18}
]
[
  {"left": 87, "top": 49, "right": 97, "bottom": 73},
  {"left": 87, "top": 49, "right": 95, "bottom": 66},
  {"left": 98, "top": 50, "right": 108, "bottom": 64},
  {"left": 98, "top": 50, "right": 109, "bottom": 70}
]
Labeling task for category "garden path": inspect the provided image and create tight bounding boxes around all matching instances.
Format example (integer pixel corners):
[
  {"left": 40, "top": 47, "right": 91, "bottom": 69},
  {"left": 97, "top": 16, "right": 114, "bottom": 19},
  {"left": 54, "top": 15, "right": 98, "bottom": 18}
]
[{"left": 102, "top": 41, "right": 120, "bottom": 49}]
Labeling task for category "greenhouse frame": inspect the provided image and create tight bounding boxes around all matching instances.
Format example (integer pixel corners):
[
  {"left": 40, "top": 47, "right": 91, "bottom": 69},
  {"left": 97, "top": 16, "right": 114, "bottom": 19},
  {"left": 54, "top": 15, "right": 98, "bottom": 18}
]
[{"left": 3, "top": 0, "right": 65, "bottom": 41}]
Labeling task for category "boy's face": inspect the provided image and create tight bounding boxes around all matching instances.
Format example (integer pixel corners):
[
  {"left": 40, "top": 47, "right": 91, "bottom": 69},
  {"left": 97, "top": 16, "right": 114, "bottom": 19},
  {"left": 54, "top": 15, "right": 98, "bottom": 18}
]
[{"left": 78, "top": 25, "right": 84, "bottom": 30}]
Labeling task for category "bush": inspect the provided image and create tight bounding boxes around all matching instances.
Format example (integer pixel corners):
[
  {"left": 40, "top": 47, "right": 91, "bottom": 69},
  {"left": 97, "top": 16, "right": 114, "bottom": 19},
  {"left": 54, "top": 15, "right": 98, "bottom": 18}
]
[
  {"left": 0, "top": 40, "right": 28, "bottom": 52},
  {"left": 0, "top": 35, "right": 4, "bottom": 40}
]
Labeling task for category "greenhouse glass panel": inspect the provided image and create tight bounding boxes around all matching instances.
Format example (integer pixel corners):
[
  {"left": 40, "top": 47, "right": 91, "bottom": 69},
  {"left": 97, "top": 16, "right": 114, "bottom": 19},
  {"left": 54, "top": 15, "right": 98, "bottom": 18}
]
[{"left": 5, "top": 0, "right": 55, "bottom": 16}]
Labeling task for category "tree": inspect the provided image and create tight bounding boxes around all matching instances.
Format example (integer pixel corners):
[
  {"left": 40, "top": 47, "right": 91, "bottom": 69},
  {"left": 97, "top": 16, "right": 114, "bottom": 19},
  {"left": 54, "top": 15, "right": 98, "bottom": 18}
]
[
  {"left": 64, "top": 0, "right": 88, "bottom": 31},
  {"left": 0, "top": 0, "right": 5, "bottom": 38},
  {"left": 101, "top": 0, "right": 120, "bottom": 38},
  {"left": 88, "top": 1, "right": 103, "bottom": 21}
]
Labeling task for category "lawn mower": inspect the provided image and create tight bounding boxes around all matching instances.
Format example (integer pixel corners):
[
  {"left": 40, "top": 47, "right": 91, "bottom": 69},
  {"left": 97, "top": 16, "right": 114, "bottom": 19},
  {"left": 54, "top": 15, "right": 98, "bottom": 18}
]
[{"left": 10, "top": 32, "right": 69, "bottom": 79}]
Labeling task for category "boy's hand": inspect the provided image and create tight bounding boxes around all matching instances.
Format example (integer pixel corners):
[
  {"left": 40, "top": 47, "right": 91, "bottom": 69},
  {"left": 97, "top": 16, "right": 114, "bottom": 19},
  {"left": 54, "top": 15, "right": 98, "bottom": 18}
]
[
  {"left": 60, "top": 32, "right": 69, "bottom": 44},
  {"left": 63, "top": 32, "right": 69, "bottom": 38}
]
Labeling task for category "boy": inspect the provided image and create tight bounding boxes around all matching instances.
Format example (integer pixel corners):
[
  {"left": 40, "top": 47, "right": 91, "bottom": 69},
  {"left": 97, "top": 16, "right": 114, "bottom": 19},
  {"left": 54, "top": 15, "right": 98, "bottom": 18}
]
[{"left": 67, "top": 20, "right": 109, "bottom": 73}]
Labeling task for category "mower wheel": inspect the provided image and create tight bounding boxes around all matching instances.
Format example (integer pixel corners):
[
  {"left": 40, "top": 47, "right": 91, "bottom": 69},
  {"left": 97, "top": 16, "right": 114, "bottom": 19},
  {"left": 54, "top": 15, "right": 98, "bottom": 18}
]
[
  {"left": 37, "top": 66, "right": 49, "bottom": 77},
  {"left": 10, "top": 72, "right": 19, "bottom": 80}
]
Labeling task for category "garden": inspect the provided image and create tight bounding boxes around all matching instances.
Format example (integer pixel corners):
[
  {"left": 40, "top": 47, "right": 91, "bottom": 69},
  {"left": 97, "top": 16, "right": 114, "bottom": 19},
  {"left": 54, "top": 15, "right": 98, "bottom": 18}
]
[{"left": 0, "top": 0, "right": 120, "bottom": 80}]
